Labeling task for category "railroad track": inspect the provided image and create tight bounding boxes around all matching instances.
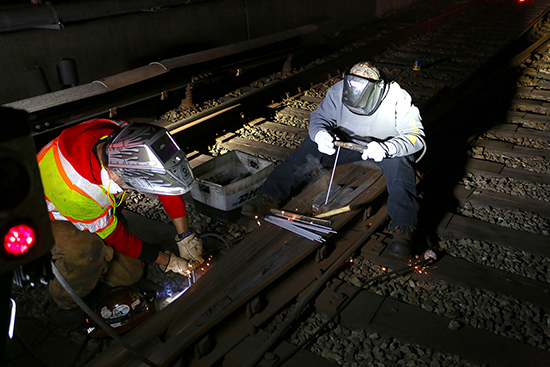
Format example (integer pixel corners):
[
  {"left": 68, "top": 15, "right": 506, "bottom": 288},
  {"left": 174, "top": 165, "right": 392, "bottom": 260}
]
[
  {"left": 6, "top": 1, "right": 550, "bottom": 367},
  {"left": 76, "top": 1, "right": 550, "bottom": 367}
]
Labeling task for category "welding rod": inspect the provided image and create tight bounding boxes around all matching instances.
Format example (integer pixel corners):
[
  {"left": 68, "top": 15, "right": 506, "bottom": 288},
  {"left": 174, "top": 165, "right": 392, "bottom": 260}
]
[
  {"left": 268, "top": 220, "right": 325, "bottom": 242},
  {"left": 265, "top": 216, "right": 325, "bottom": 240},
  {"left": 272, "top": 216, "right": 336, "bottom": 234},
  {"left": 264, "top": 215, "right": 326, "bottom": 242},
  {"left": 270, "top": 209, "right": 332, "bottom": 226},
  {"left": 324, "top": 145, "right": 341, "bottom": 205}
]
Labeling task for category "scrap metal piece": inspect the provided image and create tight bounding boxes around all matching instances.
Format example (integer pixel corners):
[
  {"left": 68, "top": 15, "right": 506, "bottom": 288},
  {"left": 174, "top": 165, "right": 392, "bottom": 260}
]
[{"left": 314, "top": 205, "right": 352, "bottom": 218}]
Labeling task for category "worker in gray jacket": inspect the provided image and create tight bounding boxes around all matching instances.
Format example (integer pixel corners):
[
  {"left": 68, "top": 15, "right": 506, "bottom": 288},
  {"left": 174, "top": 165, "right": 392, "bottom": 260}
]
[{"left": 242, "top": 61, "right": 425, "bottom": 255}]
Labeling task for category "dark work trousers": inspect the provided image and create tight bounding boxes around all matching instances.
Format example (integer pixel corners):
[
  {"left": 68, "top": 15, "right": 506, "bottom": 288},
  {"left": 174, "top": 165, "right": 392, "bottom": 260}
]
[
  {"left": 49, "top": 220, "right": 144, "bottom": 309},
  {"left": 260, "top": 137, "right": 419, "bottom": 230}
]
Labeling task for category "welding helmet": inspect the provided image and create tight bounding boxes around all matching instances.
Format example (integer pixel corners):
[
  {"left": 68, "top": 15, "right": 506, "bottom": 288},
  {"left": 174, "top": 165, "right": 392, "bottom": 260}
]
[
  {"left": 106, "top": 123, "right": 195, "bottom": 195},
  {"left": 86, "top": 286, "right": 156, "bottom": 338},
  {"left": 342, "top": 61, "right": 387, "bottom": 116}
]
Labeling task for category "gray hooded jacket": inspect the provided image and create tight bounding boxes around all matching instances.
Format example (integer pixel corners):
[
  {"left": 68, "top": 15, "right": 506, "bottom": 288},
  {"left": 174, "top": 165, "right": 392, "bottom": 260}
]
[{"left": 308, "top": 80, "right": 425, "bottom": 157}]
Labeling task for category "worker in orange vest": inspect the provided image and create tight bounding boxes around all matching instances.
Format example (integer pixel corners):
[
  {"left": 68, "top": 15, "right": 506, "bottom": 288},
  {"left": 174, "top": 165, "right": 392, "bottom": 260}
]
[{"left": 38, "top": 119, "right": 203, "bottom": 311}]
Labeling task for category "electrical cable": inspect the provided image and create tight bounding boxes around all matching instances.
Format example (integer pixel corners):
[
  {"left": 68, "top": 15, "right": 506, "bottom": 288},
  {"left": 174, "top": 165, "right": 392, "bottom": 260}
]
[
  {"left": 199, "top": 232, "right": 232, "bottom": 251},
  {"left": 51, "top": 261, "right": 161, "bottom": 367},
  {"left": 272, "top": 255, "right": 437, "bottom": 367},
  {"left": 415, "top": 135, "right": 427, "bottom": 163}
]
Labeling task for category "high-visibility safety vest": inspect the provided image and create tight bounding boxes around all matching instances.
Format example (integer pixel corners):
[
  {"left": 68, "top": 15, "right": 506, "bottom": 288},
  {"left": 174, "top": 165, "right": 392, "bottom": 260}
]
[{"left": 37, "top": 119, "right": 128, "bottom": 240}]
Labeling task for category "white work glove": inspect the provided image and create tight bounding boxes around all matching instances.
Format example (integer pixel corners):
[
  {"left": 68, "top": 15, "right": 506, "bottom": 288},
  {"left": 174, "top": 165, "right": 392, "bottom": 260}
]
[
  {"left": 159, "top": 251, "right": 198, "bottom": 276},
  {"left": 176, "top": 230, "right": 204, "bottom": 264},
  {"left": 314, "top": 130, "right": 336, "bottom": 156},
  {"left": 361, "top": 142, "right": 396, "bottom": 162}
]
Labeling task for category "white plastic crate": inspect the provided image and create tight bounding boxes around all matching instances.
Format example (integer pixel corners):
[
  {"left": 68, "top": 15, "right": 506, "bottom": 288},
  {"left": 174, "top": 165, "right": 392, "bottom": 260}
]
[{"left": 190, "top": 151, "right": 274, "bottom": 211}]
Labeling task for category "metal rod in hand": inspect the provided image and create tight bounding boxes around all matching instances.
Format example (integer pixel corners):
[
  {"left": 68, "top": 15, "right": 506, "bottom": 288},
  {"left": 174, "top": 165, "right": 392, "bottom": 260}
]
[{"left": 324, "top": 145, "right": 341, "bottom": 206}]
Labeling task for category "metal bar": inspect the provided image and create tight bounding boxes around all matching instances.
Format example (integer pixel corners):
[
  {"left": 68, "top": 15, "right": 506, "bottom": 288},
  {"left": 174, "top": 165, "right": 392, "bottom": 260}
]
[
  {"left": 264, "top": 216, "right": 325, "bottom": 242},
  {"left": 325, "top": 146, "right": 341, "bottom": 205}
]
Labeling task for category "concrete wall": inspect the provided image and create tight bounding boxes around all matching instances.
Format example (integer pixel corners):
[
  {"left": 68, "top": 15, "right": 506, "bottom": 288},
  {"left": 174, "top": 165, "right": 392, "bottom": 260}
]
[{"left": 0, "top": 0, "right": 415, "bottom": 105}]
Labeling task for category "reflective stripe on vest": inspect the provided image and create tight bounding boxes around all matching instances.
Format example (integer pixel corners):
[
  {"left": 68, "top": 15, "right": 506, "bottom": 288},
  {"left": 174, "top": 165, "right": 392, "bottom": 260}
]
[
  {"left": 45, "top": 199, "right": 113, "bottom": 233},
  {"left": 40, "top": 138, "right": 114, "bottom": 233}
]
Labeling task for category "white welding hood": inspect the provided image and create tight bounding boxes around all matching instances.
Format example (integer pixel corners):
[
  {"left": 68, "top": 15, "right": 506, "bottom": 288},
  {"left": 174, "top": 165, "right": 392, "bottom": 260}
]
[
  {"left": 106, "top": 123, "right": 195, "bottom": 195},
  {"left": 342, "top": 62, "right": 388, "bottom": 116}
]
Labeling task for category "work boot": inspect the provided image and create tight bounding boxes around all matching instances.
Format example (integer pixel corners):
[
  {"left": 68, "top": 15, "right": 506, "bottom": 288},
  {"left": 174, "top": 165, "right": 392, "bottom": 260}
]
[
  {"left": 241, "top": 194, "right": 279, "bottom": 218},
  {"left": 388, "top": 225, "right": 415, "bottom": 256}
]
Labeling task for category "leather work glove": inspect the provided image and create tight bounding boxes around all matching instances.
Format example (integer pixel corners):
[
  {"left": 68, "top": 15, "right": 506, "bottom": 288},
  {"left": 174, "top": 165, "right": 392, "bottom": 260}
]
[
  {"left": 159, "top": 251, "right": 198, "bottom": 276},
  {"left": 176, "top": 230, "right": 204, "bottom": 264},
  {"left": 361, "top": 141, "right": 395, "bottom": 162},
  {"left": 314, "top": 130, "right": 336, "bottom": 155}
]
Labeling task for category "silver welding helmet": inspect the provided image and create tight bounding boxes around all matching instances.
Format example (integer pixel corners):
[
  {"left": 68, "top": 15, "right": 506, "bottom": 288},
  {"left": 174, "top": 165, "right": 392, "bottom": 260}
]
[
  {"left": 106, "top": 123, "right": 195, "bottom": 195},
  {"left": 342, "top": 62, "right": 387, "bottom": 116}
]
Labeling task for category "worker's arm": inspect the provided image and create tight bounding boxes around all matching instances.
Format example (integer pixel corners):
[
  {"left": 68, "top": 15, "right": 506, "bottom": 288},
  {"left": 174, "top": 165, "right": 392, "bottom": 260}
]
[
  {"left": 308, "top": 82, "right": 340, "bottom": 141},
  {"left": 387, "top": 84, "right": 425, "bottom": 157},
  {"left": 158, "top": 195, "right": 204, "bottom": 264}
]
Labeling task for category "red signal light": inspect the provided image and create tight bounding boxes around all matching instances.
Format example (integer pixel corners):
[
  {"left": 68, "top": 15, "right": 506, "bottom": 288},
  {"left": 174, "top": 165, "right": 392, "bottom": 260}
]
[{"left": 4, "top": 224, "right": 35, "bottom": 256}]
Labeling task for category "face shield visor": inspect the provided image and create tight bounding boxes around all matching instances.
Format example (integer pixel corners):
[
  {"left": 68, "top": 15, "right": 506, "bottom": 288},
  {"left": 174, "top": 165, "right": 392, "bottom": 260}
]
[
  {"left": 106, "top": 123, "right": 195, "bottom": 195},
  {"left": 342, "top": 73, "right": 386, "bottom": 116}
]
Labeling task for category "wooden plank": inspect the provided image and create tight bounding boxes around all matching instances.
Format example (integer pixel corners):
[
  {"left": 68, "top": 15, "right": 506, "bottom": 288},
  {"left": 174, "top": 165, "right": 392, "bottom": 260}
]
[
  {"left": 511, "top": 98, "right": 550, "bottom": 115},
  {"left": 474, "top": 140, "right": 549, "bottom": 158},
  {"left": 427, "top": 253, "right": 550, "bottom": 310},
  {"left": 300, "top": 95, "right": 324, "bottom": 103},
  {"left": 189, "top": 154, "right": 214, "bottom": 168},
  {"left": 255, "top": 121, "right": 309, "bottom": 138},
  {"left": 466, "top": 158, "right": 550, "bottom": 184},
  {"left": 487, "top": 123, "right": 550, "bottom": 140},
  {"left": 500, "top": 166, "right": 550, "bottom": 184},
  {"left": 219, "top": 136, "right": 295, "bottom": 162},
  {"left": 336, "top": 284, "right": 550, "bottom": 367},
  {"left": 437, "top": 213, "right": 550, "bottom": 258},
  {"left": 453, "top": 184, "right": 550, "bottom": 218},
  {"left": 473, "top": 139, "right": 514, "bottom": 151},
  {"left": 517, "top": 125, "right": 550, "bottom": 138},
  {"left": 276, "top": 106, "right": 313, "bottom": 119},
  {"left": 465, "top": 158, "right": 505, "bottom": 174}
]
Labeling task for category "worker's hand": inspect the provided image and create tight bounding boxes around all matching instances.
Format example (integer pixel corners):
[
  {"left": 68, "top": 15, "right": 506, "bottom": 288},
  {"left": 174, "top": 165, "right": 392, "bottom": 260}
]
[
  {"left": 314, "top": 130, "right": 336, "bottom": 155},
  {"left": 362, "top": 142, "right": 388, "bottom": 162},
  {"left": 160, "top": 251, "right": 198, "bottom": 276},
  {"left": 175, "top": 231, "right": 204, "bottom": 264}
]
